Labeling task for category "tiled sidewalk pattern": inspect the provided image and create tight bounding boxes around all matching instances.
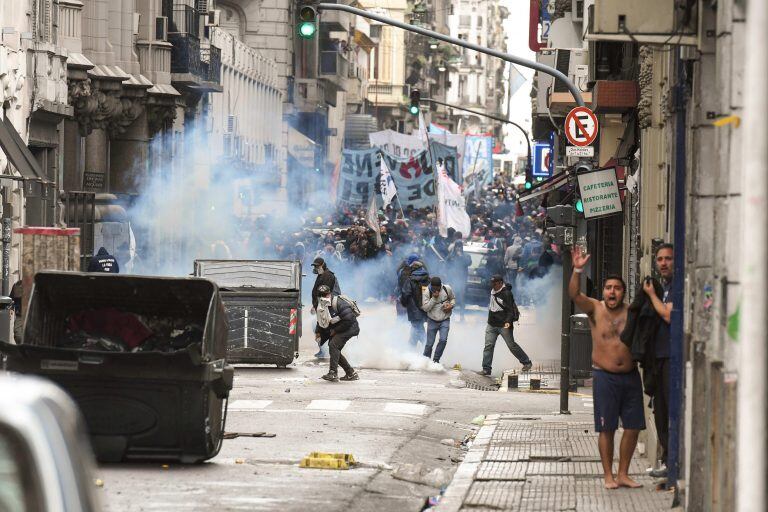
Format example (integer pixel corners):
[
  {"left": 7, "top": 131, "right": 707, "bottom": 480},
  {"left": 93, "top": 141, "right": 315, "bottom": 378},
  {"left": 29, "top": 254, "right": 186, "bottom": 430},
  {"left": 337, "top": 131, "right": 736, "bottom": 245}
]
[{"left": 437, "top": 415, "right": 674, "bottom": 512}]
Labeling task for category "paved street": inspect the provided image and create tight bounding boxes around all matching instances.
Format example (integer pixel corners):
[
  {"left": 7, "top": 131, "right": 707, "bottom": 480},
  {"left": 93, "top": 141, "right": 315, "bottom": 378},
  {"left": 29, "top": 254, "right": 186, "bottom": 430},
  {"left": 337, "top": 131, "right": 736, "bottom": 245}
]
[{"left": 95, "top": 304, "right": 673, "bottom": 511}]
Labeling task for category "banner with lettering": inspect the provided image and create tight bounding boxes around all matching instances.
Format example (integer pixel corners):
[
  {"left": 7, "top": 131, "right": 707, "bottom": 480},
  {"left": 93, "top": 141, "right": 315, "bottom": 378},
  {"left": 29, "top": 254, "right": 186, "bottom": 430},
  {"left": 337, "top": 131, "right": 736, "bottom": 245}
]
[
  {"left": 336, "top": 148, "right": 437, "bottom": 209},
  {"left": 380, "top": 150, "right": 436, "bottom": 209},
  {"left": 368, "top": 129, "right": 464, "bottom": 182},
  {"left": 462, "top": 135, "right": 494, "bottom": 194},
  {"left": 336, "top": 148, "right": 380, "bottom": 208}
]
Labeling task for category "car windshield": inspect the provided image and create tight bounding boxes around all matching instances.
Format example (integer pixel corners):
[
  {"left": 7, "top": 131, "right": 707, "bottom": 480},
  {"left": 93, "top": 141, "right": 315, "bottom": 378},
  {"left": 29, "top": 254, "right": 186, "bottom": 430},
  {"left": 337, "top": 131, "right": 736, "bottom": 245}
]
[{"left": 468, "top": 252, "right": 487, "bottom": 269}]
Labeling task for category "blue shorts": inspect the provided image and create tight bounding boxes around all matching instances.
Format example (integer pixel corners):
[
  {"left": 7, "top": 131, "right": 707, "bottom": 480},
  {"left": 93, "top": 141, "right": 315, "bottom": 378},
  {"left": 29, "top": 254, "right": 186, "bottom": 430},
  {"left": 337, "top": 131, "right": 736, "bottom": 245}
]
[{"left": 593, "top": 367, "right": 646, "bottom": 432}]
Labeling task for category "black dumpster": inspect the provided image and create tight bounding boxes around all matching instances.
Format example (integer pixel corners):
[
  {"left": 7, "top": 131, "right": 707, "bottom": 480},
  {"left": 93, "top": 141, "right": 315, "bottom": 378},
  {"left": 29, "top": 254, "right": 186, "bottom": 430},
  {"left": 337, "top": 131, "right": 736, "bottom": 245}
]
[
  {"left": 570, "top": 314, "right": 593, "bottom": 379},
  {"left": 0, "top": 271, "right": 233, "bottom": 463},
  {"left": 194, "top": 260, "right": 302, "bottom": 367}
]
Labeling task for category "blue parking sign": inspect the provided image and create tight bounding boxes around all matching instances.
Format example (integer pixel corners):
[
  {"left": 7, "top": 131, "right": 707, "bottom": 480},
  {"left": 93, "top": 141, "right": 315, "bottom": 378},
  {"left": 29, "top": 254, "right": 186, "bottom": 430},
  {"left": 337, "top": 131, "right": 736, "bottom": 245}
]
[{"left": 533, "top": 142, "right": 553, "bottom": 178}]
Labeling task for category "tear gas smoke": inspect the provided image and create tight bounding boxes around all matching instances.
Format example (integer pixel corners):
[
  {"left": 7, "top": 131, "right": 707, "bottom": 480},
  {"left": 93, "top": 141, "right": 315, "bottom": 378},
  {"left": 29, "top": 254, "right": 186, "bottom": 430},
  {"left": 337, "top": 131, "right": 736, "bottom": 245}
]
[{"left": 129, "top": 126, "right": 563, "bottom": 373}]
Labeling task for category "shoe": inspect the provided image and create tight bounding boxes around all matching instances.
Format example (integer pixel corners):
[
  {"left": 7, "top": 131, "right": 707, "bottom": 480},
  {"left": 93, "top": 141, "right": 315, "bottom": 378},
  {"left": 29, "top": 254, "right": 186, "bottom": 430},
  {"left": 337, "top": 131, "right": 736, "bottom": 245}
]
[
  {"left": 321, "top": 371, "right": 339, "bottom": 382},
  {"left": 521, "top": 362, "right": 533, "bottom": 372},
  {"left": 340, "top": 371, "right": 359, "bottom": 381},
  {"left": 649, "top": 465, "right": 667, "bottom": 478},
  {"left": 475, "top": 369, "right": 492, "bottom": 376},
  {"left": 314, "top": 350, "right": 329, "bottom": 359}
]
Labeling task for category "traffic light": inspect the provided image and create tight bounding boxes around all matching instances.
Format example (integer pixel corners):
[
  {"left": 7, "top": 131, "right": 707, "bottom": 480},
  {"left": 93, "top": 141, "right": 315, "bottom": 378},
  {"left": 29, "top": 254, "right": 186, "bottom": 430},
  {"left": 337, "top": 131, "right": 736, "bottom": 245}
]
[
  {"left": 524, "top": 163, "right": 533, "bottom": 190},
  {"left": 409, "top": 88, "right": 420, "bottom": 116},
  {"left": 575, "top": 198, "right": 584, "bottom": 213},
  {"left": 297, "top": 3, "right": 317, "bottom": 39},
  {"left": 546, "top": 204, "right": 576, "bottom": 226}
]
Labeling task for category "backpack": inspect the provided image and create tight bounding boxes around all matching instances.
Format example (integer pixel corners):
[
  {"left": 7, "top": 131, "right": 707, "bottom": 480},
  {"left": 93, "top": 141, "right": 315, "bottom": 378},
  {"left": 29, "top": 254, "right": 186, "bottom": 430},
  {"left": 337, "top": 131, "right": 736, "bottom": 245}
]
[
  {"left": 337, "top": 294, "right": 361, "bottom": 317},
  {"left": 411, "top": 277, "right": 427, "bottom": 307},
  {"left": 493, "top": 286, "right": 520, "bottom": 323}
]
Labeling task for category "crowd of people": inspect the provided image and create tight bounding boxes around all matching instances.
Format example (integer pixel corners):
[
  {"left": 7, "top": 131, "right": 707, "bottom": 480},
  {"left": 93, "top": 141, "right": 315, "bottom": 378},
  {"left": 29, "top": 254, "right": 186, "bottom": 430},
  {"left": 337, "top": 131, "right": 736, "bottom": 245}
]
[{"left": 225, "top": 176, "right": 562, "bottom": 307}]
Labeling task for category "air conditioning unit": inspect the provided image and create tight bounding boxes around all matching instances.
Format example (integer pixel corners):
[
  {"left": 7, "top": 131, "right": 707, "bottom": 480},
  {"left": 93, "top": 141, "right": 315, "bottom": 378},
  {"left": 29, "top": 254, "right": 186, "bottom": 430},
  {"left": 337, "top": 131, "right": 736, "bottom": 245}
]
[
  {"left": 206, "top": 10, "right": 220, "bottom": 27},
  {"left": 552, "top": 48, "right": 589, "bottom": 94},
  {"left": 588, "top": 0, "right": 697, "bottom": 45},
  {"left": 226, "top": 114, "right": 237, "bottom": 134},
  {"left": 155, "top": 16, "right": 168, "bottom": 41}
]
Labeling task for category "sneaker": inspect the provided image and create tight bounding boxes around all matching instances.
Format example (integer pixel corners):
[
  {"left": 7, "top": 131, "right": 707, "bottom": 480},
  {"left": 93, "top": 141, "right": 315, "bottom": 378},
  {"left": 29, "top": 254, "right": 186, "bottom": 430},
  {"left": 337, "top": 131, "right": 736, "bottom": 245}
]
[
  {"left": 321, "top": 371, "right": 339, "bottom": 382},
  {"left": 475, "top": 369, "right": 492, "bottom": 376},
  {"left": 521, "top": 362, "right": 533, "bottom": 372},
  {"left": 340, "top": 371, "right": 359, "bottom": 381},
  {"left": 314, "top": 350, "right": 329, "bottom": 359},
  {"left": 649, "top": 465, "right": 668, "bottom": 478}
]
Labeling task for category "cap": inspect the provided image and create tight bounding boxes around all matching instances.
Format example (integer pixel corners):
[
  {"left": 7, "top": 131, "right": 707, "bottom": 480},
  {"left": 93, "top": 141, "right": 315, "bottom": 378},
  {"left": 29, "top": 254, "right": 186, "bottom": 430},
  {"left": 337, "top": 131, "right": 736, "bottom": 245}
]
[
  {"left": 317, "top": 284, "right": 331, "bottom": 295},
  {"left": 430, "top": 277, "right": 442, "bottom": 288},
  {"left": 491, "top": 274, "right": 504, "bottom": 283},
  {"left": 311, "top": 257, "right": 325, "bottom": 267},
  {"left": 406, "top": 254, "right": 420, "bottom": 266}
]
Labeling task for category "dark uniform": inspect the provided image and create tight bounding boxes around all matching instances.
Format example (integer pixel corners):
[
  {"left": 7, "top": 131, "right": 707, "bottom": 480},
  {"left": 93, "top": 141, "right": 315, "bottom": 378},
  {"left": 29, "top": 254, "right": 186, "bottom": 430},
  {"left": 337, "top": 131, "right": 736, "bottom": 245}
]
[{"left": 88, "top": 247, "right": 120, "bottom": 273}]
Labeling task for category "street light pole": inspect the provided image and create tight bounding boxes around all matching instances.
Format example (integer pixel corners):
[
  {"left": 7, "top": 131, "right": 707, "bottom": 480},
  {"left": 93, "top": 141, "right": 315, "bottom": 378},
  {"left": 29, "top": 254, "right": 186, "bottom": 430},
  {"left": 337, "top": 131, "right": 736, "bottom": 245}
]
[
  {"left": 421, "top": 98, "right": 532, "bottom": 177},
  {"left": 316, "top": 3, "right": 586, "bottom": 108}
]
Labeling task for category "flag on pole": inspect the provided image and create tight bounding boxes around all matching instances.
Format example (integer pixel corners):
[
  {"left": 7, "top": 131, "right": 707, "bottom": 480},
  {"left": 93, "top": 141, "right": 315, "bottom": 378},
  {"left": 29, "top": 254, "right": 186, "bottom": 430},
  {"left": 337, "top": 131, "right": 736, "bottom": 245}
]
[
  {"left": 366, "top": 193, "right": 383, "bottom": 247},
  {"left": 437, "top": 162, "right": 471, "bottom": 238},
  {"left": 380, "top": 159, "right": 397, "bottom": 207}
]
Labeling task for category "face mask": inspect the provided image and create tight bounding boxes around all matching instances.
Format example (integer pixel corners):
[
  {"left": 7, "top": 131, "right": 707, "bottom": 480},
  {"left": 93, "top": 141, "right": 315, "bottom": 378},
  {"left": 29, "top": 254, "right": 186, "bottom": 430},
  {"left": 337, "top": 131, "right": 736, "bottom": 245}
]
[{"left": 320, "top": 296, "right": 331, "bottom": 303}]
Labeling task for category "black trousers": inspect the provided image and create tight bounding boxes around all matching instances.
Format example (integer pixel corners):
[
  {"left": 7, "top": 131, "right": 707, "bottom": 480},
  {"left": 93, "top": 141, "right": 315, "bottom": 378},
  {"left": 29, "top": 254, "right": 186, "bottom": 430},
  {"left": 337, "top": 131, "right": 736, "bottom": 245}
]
[
  {"left": 653, "top": 358, "right": 670, "bottom": 464},
  {"left": 329, "top": 328, "right": 358, "bottom": 375}
]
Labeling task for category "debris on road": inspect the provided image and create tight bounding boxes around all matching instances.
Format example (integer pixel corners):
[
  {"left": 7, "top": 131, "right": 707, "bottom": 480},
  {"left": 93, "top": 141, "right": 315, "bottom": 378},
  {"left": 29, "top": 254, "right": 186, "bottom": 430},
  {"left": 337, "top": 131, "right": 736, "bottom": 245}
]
[
  {"left": 300, "top": 452, "right": 357, "bottom": 470},
  {"left": 470, "top": 415, "right": 485, "bottom": 425},
  {"left": 391, "top": 463, "right": 452, "bottom": 488},
  {"left": 440, "top": 438, "right": 458, "bottom": 447},
  {"left": 94, "top": 479, "right": 104, "bottom": 487},
  {"left": 235, "top": 458, "right": 246, "bottom": 464},
  {"left": 223, "top": 432, "right": 276, "bottom": 440}
]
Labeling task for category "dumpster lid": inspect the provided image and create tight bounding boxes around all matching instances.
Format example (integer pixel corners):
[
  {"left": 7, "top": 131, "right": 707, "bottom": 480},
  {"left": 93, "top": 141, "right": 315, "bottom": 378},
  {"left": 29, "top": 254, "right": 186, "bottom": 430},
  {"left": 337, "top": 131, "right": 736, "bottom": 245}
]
[{"left": 194, "top": 260, "right": 301, "bottom": 290}]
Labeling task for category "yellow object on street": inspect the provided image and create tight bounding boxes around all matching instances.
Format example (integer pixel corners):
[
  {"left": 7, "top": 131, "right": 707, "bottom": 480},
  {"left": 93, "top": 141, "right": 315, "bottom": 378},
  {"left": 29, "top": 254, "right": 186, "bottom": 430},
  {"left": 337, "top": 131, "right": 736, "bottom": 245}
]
[{"left": 300, "top": 452, "right": 357, "bottom": 470}]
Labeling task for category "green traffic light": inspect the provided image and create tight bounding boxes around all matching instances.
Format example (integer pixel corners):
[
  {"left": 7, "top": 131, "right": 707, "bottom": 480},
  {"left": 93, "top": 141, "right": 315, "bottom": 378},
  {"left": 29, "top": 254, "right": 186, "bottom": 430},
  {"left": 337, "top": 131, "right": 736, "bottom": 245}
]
[
  {"left": 525, "top": 182, "right": 532, "bottom": 190},
  {"left": 409, "top": 104, "right": 419, "bottom": 115},
  {"left": 298, "top": 21, "right": 316, "bottom": 38},
  {"left": 575, "top": 199, "right": 584, "bottom": 213}
]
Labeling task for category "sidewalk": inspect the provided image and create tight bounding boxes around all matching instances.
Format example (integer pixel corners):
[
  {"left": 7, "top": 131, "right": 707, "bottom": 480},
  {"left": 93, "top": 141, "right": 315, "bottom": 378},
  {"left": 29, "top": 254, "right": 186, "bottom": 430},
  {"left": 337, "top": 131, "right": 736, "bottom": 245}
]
[{"left": 435, "top": 414, "right": 675, "bottom": 512}]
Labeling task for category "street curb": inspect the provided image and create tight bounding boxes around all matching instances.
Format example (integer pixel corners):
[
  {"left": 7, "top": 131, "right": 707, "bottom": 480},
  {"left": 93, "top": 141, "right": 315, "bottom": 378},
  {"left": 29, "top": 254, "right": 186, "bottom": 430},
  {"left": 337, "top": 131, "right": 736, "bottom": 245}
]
[{"left": 433, "top": 414, "right": 500, "bottom": 512}]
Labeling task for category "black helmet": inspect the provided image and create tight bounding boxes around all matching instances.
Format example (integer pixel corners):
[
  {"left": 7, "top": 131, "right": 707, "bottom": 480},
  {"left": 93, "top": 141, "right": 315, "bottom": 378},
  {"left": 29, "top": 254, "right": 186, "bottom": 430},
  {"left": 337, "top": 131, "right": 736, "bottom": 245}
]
[{"left": 317, "top": 284, "right": 331, "bottom": 296}]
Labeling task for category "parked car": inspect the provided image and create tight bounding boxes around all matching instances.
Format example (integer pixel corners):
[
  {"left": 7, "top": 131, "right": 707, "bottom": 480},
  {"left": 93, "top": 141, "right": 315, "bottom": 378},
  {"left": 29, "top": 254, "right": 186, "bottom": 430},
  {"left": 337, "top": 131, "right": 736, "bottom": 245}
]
[
  {"left": 464, "top": 242, "right": 491, "bottom": 305},
  {"left": 0, "top": 374, "right": 99, "bottom": 511}
]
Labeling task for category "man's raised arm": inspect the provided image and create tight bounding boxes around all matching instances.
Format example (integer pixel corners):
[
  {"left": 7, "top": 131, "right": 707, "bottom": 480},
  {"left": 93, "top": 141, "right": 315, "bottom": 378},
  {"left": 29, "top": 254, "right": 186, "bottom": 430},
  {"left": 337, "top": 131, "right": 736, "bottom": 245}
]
[{"left": 569, "top": 246, "right": 596, "bottom": 314}]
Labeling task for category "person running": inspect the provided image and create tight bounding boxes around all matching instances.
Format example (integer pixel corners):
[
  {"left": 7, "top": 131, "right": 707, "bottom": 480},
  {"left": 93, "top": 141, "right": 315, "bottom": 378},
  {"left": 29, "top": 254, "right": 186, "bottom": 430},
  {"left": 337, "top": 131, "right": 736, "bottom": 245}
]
[
  {"left": 569, "top": 246, "right": 644, "bottom": 489},
  {"left": 316, "top": 286, "right": 359, "bottom": 383},
  {"left": 478, "top": 274, "right": 532, "bottom": 376},
  {"left": 421, "top": 276, "right": 455, "bottom": 363},
  {"left": 310, "top": 257, "right": 341, "bottom": 359}
]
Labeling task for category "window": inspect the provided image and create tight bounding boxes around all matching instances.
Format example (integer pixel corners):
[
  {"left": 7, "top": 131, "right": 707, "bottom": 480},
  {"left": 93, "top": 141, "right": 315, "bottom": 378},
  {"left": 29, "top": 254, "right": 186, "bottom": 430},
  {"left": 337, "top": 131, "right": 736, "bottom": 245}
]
[{"left": 370, "top": 25, "right": 382, "bottom": 39}]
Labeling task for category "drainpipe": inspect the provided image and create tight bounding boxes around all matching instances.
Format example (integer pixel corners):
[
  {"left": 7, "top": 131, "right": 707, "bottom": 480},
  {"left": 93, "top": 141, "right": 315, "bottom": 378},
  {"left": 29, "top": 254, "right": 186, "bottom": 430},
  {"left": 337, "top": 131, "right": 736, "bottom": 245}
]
[
  {"left": 667, "top": 50, "right": 686, "bottom": 503},
  {"left": 738, "top": 0, "right": 768, "bottom": 510}
]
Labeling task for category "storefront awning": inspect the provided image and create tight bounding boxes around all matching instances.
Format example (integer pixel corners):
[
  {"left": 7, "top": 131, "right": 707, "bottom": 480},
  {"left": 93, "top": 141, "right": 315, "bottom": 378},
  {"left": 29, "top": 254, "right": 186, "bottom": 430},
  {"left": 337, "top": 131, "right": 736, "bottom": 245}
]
[
  {"left": 0, "top": 116, "right": 49, "bottom": 183},
  {"left": 517, "top": 171, "right": 571, "bottom": 203}
]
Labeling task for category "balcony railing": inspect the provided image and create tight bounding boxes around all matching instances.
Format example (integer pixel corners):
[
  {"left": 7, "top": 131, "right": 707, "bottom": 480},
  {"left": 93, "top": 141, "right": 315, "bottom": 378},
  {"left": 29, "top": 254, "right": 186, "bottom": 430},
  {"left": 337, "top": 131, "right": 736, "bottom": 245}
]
[
  {"left": 169, "top": 33, "right": 202, "bottom": 76},
  {"left": 319, "top": 51, "right": 349, "bottom": 78},
  {"left": 367, "top": 83, "right": 408, "bottom": 96},
  {"left": 201, "top": 44, "right": 221, "bottom": 83},
  {"left": 167, "top": 3, "right": 200, "bottom": 38}
]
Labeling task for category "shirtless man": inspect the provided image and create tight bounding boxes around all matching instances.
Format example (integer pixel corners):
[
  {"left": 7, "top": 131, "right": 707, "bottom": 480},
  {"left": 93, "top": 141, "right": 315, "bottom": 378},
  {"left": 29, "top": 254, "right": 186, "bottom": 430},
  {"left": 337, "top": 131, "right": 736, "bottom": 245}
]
[{"left": 569, "top": 246, "right": 645, "bottom": 489}]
